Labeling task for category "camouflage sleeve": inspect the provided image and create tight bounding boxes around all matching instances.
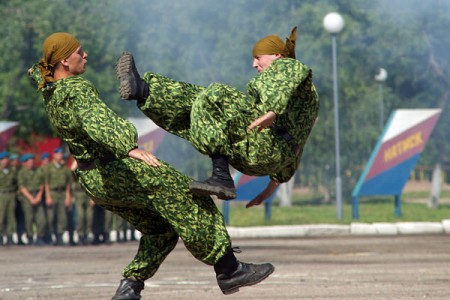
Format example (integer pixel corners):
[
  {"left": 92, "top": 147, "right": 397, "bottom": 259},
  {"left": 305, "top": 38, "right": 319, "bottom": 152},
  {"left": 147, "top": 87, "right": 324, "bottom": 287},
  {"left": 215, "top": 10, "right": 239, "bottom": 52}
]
[
  {"left": 71, "top": 80, "right": 138, "bottom": 158},
  {"left": 27, "top": 63, "right": 43, "bottom": 89},
  {"left": 270, "top": 157, "right": 299, "bottom": 183},
  {"left": 247, "top": 58, "right": 312, "bottom": 116}
]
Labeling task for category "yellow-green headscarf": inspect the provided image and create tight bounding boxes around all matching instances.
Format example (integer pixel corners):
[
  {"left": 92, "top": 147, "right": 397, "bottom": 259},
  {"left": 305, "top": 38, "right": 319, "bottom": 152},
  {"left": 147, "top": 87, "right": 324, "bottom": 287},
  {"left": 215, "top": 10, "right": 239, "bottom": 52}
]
[
  {"left": 37, "top": 32, "right": 80, "bottom": 90},
  {"left": 252, "top": 27, "right": 297, "bottom": 59}
]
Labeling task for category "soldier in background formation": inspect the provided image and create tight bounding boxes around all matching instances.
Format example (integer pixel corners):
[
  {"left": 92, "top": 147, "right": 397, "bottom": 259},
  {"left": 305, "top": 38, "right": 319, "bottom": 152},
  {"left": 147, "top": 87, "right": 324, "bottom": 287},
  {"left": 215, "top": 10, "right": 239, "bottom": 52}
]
[
  {"left": 10, "top": 153, "right": 26, "bottom": 245},
  {"left": 45, "top": 147, "right": 72, "bottom": 246},
  {"left": 92, "top": 205, "right": 113, "bottom": 245},
  {"left": 0, "top": 147, "right": 140, "bottom": 247},
  {"left": 0, "top": 151, "right": 18, "bottom": 246},
  {"left": 90, "top": 205, "right": 139, "bottom": 245},
  {"left": 38, "top": 152, "right": 53, "bottom": 244},
  {"left": 17, "top": 153, "right": 45, "bottom": 245}
]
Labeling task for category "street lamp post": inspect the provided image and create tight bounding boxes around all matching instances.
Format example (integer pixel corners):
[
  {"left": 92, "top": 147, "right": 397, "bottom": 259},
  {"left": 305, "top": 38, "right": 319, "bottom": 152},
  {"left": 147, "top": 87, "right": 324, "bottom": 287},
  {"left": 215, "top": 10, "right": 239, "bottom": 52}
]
[
  {"left": 323, "top": 12, "right": 345, "bottom": 221},
  {"left": 375, "top": 68, "right": 388, "bottom": 131}
]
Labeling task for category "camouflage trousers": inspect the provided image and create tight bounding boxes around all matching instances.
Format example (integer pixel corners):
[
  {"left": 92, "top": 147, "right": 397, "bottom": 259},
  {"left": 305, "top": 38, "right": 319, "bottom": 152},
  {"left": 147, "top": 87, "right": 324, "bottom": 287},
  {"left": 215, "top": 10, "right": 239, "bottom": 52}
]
[
  {"left": 75, "top": 157, "right": 231, "bottom": 281},
  {"left": 140, "top": 73, "right": 297, "bottom": 177},
  {"left": 0, "top": 192, "right": 16, "bottom": 235}
]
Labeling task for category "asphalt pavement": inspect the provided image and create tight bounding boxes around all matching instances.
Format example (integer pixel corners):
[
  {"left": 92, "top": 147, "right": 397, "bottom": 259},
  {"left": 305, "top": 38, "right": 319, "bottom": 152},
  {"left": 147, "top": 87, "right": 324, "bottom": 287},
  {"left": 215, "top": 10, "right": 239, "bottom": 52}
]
[{"left": 1, "top": 225, "right": 450, "bottom": 299}]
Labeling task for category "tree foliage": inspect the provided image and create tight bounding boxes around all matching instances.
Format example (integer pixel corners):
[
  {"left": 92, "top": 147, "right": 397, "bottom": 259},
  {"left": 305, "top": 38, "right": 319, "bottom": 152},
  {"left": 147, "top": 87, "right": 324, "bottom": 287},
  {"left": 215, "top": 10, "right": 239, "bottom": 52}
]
[{"left": 2, "top": 0, "right": 450, "bottom": 199}]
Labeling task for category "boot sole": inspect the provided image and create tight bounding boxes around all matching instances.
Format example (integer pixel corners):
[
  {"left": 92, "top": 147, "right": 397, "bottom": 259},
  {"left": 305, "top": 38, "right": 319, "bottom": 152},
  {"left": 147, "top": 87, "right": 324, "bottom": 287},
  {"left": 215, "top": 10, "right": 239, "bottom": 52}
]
[
  {"left": 189, "top": 181, "right": 236, "bottom": 200},
  {"left": 221, "top": 265, "right": 275, "bottom": 295},
  {"left": 115, "top": 52, "right": 136, "bottom": 100}
]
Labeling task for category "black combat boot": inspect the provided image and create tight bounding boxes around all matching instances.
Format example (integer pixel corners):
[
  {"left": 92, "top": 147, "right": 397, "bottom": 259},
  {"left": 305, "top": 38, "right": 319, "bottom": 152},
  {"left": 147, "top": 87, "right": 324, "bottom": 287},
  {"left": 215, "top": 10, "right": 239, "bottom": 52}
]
[
  {"left": 111, "top": 278, "right": 144, "bottom": 300},
  {"left": 27, "top": 235, "right": 34, "bottom": 245},
  {"left": 214, "top": 249, "right": 274, "bottom": 295},
  {"left": 189, "top": 155, "right": 236, "bottom": 200},
  {"left": 115, "top": 52, "right": 149, "bottom": 102}
]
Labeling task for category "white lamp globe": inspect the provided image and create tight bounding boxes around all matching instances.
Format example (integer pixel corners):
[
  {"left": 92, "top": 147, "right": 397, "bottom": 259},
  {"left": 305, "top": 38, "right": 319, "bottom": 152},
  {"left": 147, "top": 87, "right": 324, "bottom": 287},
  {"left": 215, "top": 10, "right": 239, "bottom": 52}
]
[
  {"left": 323, "top": 12, "right": 345, "bottom": 34},
  {"left": 375, "top": 68, "right": 388, "bottom": 82}
]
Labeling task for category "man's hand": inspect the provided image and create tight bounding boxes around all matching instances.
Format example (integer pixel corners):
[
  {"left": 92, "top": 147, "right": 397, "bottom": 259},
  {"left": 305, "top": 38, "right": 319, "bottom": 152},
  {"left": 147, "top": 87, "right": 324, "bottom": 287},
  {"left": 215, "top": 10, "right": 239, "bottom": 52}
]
[
  {"left": 65, "top": 195, "right": 72, "bottom": 210},
  {"left": 247, "top": 111, "right": 276, "bottom": 132},
  {"left": 246, "top": 179, "right": 280, "bottom": 208},
  {"left": 31, "top": 196, "right": 40, "bottom": 206},
  {"left": 128, "top": 148, "right": 161, "bottom": 167}
]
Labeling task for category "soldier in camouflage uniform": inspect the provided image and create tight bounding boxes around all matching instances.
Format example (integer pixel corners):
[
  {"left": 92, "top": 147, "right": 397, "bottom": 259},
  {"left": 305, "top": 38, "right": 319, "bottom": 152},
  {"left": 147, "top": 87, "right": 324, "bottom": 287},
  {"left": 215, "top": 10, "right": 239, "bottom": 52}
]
[
  {"left": 0, "top": 151, "right": 18, "bottom": 246},
  {"left": 17, "top": 153, "right": 45, "bottom": 245},
  {"left": 38, "top": 152, "right": 52, "bottom": 244},
  {"left": 116, "top": 27, "right": 319, "bottom": 204},
  {"left": 10, "top": 153, "right": 26, "bottom": 245},
  {"left": 45, "top": 147, "right": 72, "bottom": 246},
  {"left": 28, "top": 32, "right": 273, "bottom": 299}
]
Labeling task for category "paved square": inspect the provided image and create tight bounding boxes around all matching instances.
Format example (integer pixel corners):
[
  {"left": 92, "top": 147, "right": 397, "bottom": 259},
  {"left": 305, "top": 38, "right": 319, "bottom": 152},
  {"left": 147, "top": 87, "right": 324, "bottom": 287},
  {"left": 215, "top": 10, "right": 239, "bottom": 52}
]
[{"left": 1, "top": 235, "right": 449, "bottom": 299}]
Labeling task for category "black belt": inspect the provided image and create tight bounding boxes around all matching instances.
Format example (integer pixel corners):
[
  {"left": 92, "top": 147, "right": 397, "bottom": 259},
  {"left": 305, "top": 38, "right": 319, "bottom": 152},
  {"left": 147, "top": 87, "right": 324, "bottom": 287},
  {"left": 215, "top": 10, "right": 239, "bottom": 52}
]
[
  {"left": 77, "top": 153, "right": 117, "bottom": 171},
  {"left": 272, "top": 125, "right": 300, "bottom": 155},
  {"left": 76, "top": 160, "right": 96, "bottom": 171}
]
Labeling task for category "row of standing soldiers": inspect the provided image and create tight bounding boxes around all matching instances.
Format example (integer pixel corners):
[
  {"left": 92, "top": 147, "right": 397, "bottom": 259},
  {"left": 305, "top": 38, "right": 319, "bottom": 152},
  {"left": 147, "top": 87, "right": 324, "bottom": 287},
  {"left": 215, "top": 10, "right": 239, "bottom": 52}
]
[{"left": 0, "top": 147, "right": 136, "bottom": 246}]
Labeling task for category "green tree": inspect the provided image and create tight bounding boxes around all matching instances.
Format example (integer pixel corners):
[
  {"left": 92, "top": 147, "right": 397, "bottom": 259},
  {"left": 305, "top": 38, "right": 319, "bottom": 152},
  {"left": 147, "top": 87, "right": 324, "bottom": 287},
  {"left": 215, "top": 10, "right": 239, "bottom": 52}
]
[
  {"left": 0, "top": 0, "right": 132, "bottom": 139},
  {"left": 3, "top": 0, "right": 450, "bottom": 195}
]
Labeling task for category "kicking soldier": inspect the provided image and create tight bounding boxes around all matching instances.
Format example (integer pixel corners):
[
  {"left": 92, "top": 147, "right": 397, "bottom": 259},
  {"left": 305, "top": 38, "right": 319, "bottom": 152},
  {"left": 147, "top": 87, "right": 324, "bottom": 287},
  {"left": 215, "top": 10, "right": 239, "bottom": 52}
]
[
  {"left": 116, "top": 27, "right": 319, "bottom": 205},
  {"left": 28, "top": 32, "right": 274, "bottom": 299}
]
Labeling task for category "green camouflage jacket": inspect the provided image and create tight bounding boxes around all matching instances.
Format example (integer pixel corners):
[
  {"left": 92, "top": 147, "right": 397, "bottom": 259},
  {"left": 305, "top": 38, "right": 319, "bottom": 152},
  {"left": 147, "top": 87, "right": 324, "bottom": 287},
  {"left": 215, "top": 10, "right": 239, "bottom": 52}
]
[
  {"left": 245, "top": 58, "right": 319, "bottom": 182},
  {"left": 29, "top": 64, "right": 138, "bottom": 163},
  {"left": 248, "top": 58, "right": 319, "bottom": 150}
]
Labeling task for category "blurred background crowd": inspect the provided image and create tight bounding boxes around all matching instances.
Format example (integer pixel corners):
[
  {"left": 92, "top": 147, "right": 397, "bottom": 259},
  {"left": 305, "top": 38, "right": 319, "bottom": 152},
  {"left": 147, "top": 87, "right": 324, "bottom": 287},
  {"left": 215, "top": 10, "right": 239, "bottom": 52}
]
[{"left": 0, "top": 146, "right": 139, "bottom": 247}]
